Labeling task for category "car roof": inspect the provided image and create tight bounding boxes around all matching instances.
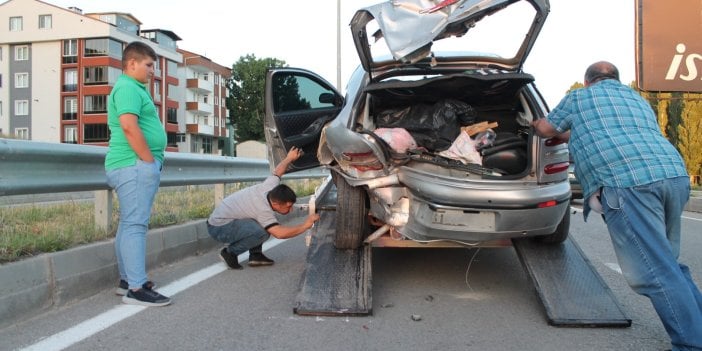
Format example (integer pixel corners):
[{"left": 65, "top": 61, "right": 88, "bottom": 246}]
[{"left": 350, "top": 0, "right": 550, "bottom": 77}]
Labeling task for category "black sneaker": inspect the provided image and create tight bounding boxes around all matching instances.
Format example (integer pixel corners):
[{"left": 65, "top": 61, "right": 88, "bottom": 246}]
[
  {"left": 115, "top": 279, "right": 156, "bottom": 296},
  {"left": 220, "top": 248, "right": 243, "bottom": 270},
  {"left": 122, "top": 288, "right": 171, "bottom": 307},
  {"left": 248, "top": 252, "right": 275, "bottom": 267}
]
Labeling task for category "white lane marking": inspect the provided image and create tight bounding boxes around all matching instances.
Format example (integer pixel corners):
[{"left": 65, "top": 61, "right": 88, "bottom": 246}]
[
  {"left": 20, "top": 238, "right": 285, "bottom": 351},
  {"left": 571, "top": 206, "right": 702, "bottom": 222},
  {"left": 682, "top": 215, "right": 702, "bottom": 222}
]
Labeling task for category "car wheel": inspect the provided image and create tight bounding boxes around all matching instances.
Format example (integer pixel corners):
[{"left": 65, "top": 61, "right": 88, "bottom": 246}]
[
  {"left": 332, "top": 172, "right": 369, "bottom": 249},
  {"left": 535, "top": 208, "right": 570, "bottom": 245}
]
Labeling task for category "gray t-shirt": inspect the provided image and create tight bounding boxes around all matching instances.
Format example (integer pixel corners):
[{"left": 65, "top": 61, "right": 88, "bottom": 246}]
[{"left": 207, "top": 175, "right": 280, "bottom": 228}]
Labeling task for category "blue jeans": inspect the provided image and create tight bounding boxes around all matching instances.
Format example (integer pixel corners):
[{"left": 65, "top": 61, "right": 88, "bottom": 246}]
[
  {"left": 106, "top": 160, "right": 161, "bottom": 289},
  {"left": 207, "top": 219, "right": 269, "bottom": 255},
  {"left": 601, "top": 176, "right": 702, "bottom": 351}
]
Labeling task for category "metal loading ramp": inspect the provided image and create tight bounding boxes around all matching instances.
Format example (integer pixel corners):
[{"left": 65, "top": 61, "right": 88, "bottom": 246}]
[
  {"left": 293, "top": 180, "right": 630, "bottom": 324},
  {"left": 512, "top": 236, "right": 632, "bottom": 327},
  {"left": 293, "top": 186, "right": 373, "bottom": 316},
  {"left": 293, "top": 211, "right": 372, "bottom": 316}
]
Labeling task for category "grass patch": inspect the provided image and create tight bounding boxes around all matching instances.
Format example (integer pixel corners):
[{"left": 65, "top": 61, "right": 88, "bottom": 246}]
[{"left": 0, "top": 179, "right": 324, "bottom": 263}]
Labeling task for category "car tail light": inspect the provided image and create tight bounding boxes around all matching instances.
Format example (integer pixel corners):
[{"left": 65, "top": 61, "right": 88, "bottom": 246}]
[
  {"left": 537, "top": 200, "right": 558, "bottom": 208},
  {"left": 544, "top": 162, "right": 569, "bottom": 174},
  {"left": 341, "top": 151, "right": 383, "bottom": 171},
  {"left": 544, "top": 137, "right": 566, "bottom": 147}
]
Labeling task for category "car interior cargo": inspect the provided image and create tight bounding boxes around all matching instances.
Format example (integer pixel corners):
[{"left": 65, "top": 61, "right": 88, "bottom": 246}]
[{"left": 363, "top": 72, "right": 535, "bottom": 177}]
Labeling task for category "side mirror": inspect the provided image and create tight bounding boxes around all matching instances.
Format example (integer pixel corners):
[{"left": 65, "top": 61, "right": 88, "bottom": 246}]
[{"left": 319, "top": 93, "right": 342, "bottom": 107}]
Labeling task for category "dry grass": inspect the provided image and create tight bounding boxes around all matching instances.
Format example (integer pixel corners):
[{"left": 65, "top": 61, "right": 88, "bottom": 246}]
[{"left": 0, "top": 179, "right": 323, "bottom": 263}]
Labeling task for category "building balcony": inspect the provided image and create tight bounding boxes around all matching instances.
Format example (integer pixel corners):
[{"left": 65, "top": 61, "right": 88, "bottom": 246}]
[
  {"left": 186, "top": 78, "right": 214, "bottom": 94},
  {"left": 186, "top": 123, "right": 214, "bottom": 136},
  {"left": 186, "top": 101, "right": 214, "bottom": 115}
]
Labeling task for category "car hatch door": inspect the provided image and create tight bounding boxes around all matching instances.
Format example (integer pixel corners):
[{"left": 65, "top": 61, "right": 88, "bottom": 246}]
[
  {"left": 351, "top": 0, "right": 549, "bottom": 75},
  {"left": 264, "top": 68, "right": 344, "bottom": 173}
]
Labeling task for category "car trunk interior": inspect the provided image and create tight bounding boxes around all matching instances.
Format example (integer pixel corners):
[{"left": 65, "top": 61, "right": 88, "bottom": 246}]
[{"left": 361, "top": 72, "right": 536, "bottom": 178}]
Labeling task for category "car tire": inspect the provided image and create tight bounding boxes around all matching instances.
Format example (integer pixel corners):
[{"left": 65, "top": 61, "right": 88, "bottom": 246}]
[
  {"left": 535, "top": 208, "right": 570, "bottom": 245},
  {"left": 332, "top": 172, "right": 369, "bottom": 249}
]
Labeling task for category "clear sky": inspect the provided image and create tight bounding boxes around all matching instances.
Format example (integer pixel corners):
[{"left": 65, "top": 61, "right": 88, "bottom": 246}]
[{"left": 42, "top": 0, "right": 636, "bottom": 108}]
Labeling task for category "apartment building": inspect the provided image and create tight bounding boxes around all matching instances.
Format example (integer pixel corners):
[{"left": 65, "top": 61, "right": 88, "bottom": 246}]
[
  {"left": 178, "top": 49, "right": 231, "bottom": 155},
  {"left": 0, "top": 0, "right": 231, "bottom": 155}
]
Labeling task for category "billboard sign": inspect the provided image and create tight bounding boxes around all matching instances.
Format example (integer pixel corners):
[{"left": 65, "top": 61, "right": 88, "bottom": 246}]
[{"left": 636, "top": 0, "right": 702, "bottom": 92}]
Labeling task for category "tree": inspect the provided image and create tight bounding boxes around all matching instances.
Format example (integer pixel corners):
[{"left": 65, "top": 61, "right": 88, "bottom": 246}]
[
  {"left": 666, "top": 92, "right": 685, "bottom": 146},
  {"left": 678, "top": 93, "right": 702, "bottom": 178},
  {"left": 226, "top": 54, "right": 287, "bottom": 142},
  {"left": 568, "top": 81, "right": 584, "bottom": 92}
]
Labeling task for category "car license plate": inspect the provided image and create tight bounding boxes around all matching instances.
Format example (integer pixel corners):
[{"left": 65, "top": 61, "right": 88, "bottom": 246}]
[{"left": 432, "top": 209, "right": 495, "bottom": 230}]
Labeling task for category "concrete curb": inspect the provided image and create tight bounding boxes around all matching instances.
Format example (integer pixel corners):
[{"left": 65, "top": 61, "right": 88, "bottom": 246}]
[
  {"left": 0, "top": 219, "right": 217, "bottom": 329},
  {"left": 687, "top": 193, "right": 702, "bottom": 213}
]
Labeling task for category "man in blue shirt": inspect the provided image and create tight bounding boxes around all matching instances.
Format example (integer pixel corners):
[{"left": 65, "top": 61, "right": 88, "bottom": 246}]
[{"left": 533, "top": 61, "right": 701, "bottom": 351}]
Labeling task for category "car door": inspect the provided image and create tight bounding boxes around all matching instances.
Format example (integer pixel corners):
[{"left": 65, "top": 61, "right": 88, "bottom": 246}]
[{"left": 264, "top": 68, "right": 344, "bottom": 172}]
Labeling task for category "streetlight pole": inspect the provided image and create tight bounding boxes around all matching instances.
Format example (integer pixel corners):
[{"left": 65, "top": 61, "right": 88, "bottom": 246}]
[{"left": 337, "top": 0, "right": 342, "bottom": 91}]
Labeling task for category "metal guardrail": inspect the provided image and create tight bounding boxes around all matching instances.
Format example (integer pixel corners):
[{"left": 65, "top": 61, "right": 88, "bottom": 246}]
[{"left": 0, "top": 138, "right": 328, "bottom": 229}]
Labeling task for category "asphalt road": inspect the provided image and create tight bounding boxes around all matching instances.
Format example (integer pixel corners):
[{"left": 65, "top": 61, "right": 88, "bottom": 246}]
[{"left": 1, "top": 204, "right": 701, "bottom": 351}]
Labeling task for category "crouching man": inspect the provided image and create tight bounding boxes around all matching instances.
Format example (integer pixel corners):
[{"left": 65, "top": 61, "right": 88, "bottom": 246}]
[{"left": 207, "top": 147, "right": 320, "bottom": 269}]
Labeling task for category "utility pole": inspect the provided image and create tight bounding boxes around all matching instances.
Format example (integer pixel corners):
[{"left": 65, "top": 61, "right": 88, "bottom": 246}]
[{"left": 337, "top": 0, "right": 342, "bottom": 91}]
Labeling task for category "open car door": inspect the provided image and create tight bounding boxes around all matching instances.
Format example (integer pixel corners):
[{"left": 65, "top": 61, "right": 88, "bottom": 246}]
[{"left": 264, "top": 68, "right": 344, "bottom": 173}]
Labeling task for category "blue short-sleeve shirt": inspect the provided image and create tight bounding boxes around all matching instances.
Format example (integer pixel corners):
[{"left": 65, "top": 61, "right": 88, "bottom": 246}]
[{"left": 547, "top": 79, "right": 687, "bottom": 213}]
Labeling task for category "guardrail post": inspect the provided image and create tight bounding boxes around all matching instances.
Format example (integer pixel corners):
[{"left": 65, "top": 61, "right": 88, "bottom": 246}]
[
  {"left": 214, "top": 183, "right": 225, "bottom": 207},
  {"left": 94, "top": 190, "right": 112, "bottom": 231}
]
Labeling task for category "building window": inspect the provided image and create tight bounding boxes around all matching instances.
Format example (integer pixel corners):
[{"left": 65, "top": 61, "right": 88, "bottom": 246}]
[
  {"left": 84, "top": 38, "right": 122, "bottom": 58},
  {"left": 63, "top": 96, "right": 77, "bottom": 120},
  {"left": 14, "top": 73, "right": 29, "bottom": 88},
  {"left": 190, "top": 137, "right": 200, "bottom": 153},
  {"left": 166, "top": 60, "right": 177, "bottom": 77},
  {"left": 84, "top": 66, "right": 107, "bottom": 85},
  {"left": 167, "top": 107, "right": 177, "bottom": 123},
  {"left": 15, "top": 46, "right": 29, "bottom": 61},
  {"left": 167, "top": 132, "right": 178, "bottom": 147},
  {"left": 10, "top": 16, "right": 23, "bottom": 31},
  {"left": 84, "top": 95, "right": 107, "bottom": 114},
  {"left": 167, "top": 84, "right": 178, "bottom": 100},
  {"left": 153, "top": 80, "right": 161, "bottom": 101},
  {"left": 83, "top": 124, "right": 109, "bottom": 142},
  {"left": 15, "top": 100, "right": 29, "bottom": 115},
  {"left": 153, "top": 59, "right": 161, "bottom": 76},
  {"left": 38, "top": 14, "right": 52, "bottom": 29},
  {"left": 63, "top": 39, "right": 78, "bottom": 64},
  {"left": 15, "top": 128, "right": 29, "bottom": 140},
  {"left": 63, "top": 69, "right": 77, "bottom": 92},
  {"left": 63, "top": 126, "right": 77, "bottom": 144},
  {"left": 202, "top": 136, "right": 212, "bottom": 154}
]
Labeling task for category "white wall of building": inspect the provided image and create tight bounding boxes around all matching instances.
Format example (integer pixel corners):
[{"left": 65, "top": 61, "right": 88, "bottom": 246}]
[
  {"left": 30, "top": 41, "right": 61, "bottom": 142},
  {"left": 0, "top": 44, "right": 8, "bottom": 136},
  {"left": 236, "top": 140, "right": 267, "bottom": 159}
]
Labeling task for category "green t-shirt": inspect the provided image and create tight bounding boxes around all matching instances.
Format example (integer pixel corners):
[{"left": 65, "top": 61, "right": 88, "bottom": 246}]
[{"left": 105, "top": 74, "right": 167, "bottom": 171}]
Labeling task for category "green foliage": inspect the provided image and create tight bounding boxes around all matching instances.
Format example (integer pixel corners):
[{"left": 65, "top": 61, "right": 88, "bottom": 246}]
[
  {"left": 666, "top": 92, "right": 684, "bottom": 145},
  {"left": 0, "top": 179, "right": 324, "bottom": 263},
  {"left": 678, "top": 93, "right": 702, "bottom": 177},
  {"left": 227, "top": 54, "right": 287, "bottom": 142},
  {"left": 567, "top": 81, "right": 584, "bottom": 93},
  {"left": 0, "top": 202, "right": 105, "bottom": 262}
]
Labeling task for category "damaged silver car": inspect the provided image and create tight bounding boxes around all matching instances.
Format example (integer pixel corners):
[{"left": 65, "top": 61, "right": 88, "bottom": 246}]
[{"left": 264, "top": 0, "right": 571, "bottom": 249}]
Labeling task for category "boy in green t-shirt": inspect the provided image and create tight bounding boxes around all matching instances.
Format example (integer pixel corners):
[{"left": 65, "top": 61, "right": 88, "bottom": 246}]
[{"left": 105, "top": 41, "right": 170, "bottom": 307}]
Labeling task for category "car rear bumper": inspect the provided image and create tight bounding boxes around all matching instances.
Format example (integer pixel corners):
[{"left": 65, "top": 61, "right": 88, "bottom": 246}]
[{"left": 399, "top": 194, "right": 570, "bottom": 243}]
